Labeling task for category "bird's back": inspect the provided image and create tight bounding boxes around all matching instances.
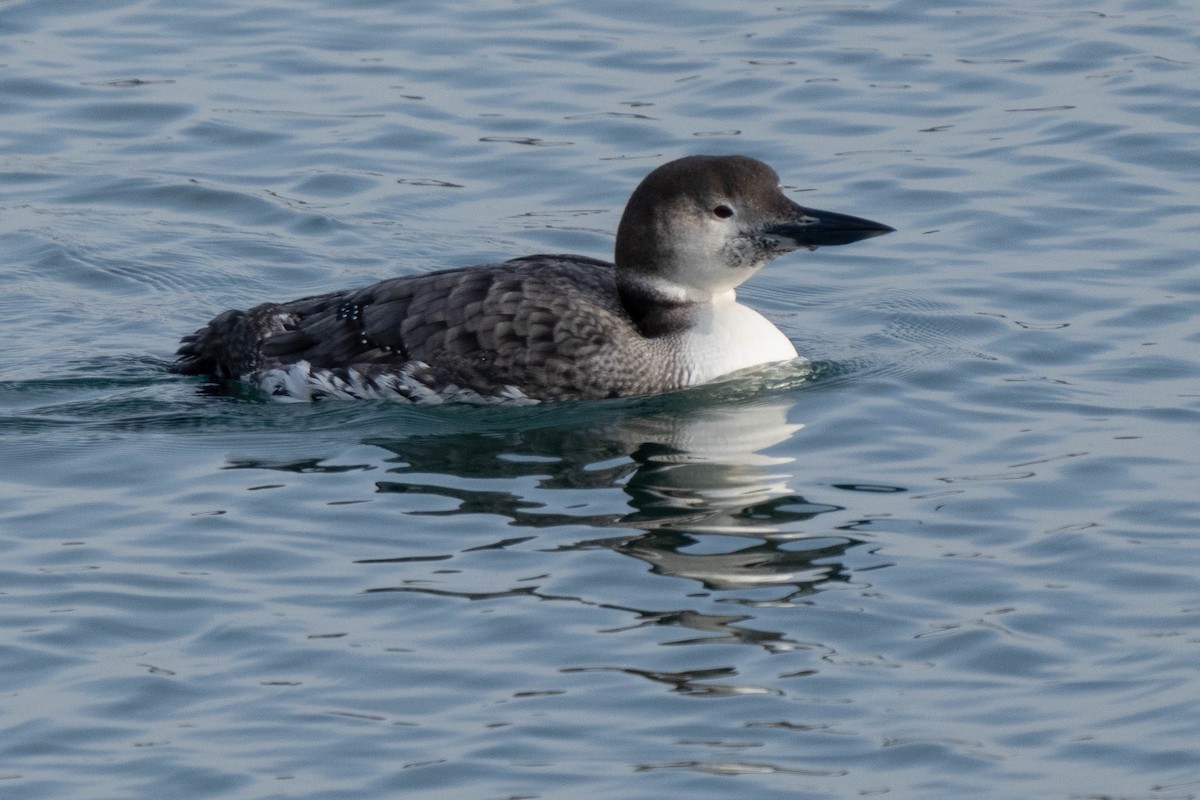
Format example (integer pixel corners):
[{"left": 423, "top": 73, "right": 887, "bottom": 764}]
[{"left": 175, "top": 255, "right": 676, "bottom": 402}]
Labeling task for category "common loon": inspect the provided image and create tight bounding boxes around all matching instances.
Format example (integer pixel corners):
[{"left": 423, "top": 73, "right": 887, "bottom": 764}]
[{"left": 174, "top": 155, "right": 893, "bottom": 403}]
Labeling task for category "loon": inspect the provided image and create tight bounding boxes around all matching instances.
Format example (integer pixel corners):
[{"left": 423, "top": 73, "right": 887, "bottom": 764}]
[{"left": 174, "top": 155, "right": 893, "bottom": 403}]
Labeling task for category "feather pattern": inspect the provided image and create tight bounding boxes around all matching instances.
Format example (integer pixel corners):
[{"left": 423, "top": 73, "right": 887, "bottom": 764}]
[{"left": 176, "top": 255, "right": 681, "bottom": 401}]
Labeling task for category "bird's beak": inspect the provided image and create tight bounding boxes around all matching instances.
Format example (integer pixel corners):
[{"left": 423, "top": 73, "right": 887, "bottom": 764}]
[{"left": 767, "top": 201, "right": 894, "bottom": 248}]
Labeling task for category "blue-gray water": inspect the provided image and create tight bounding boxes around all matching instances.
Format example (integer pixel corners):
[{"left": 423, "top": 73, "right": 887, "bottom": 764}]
[{"left": 3, "top": 0, "right": 1200, "bottom": 798}]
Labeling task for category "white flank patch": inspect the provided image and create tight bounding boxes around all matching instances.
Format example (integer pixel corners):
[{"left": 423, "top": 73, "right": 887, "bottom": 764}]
[{"left": 253, "top": 360, "right": 536, "bottom": 405}]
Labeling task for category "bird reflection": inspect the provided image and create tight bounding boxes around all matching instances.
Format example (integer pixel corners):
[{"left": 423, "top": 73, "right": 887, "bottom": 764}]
[
  {"left": 354, "top": 385, "right": 871, "bottom": 600},
  {"left": 561, "top": 664, "right": 779, "bottom": 697},
  {"left": 224, "top": 376, "right": 899, "bottom": 651}
]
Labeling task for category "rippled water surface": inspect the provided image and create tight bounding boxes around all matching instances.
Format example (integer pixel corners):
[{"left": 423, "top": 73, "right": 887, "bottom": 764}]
[{"left": 3, "top": 1, "right": 1200, "bottom": 798}]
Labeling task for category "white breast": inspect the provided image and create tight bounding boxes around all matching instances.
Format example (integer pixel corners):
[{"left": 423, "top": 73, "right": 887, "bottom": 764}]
[{"left": 674, "top": 291, "right": 800, "bottom": 386}]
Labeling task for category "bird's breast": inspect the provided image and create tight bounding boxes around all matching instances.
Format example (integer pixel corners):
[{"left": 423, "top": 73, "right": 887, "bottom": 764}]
[{"left": 670, "top": 295, "right": 800, "bottom": 386}]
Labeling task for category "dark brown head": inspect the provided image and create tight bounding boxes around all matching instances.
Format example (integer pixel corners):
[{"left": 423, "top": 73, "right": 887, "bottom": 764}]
[{"left": 614, "top": 155, "right": 892, "bottom": 301}]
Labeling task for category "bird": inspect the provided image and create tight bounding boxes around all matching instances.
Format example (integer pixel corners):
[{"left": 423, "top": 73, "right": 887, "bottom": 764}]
[{"left": 174, "top": 155, "right": 893, "bottom": 403}]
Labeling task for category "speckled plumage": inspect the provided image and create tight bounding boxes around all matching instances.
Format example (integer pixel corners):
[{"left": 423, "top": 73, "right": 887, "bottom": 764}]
[
  {"left": 176, "top": 255, "right": 684, "bottom": 401},
  {"left": 174, "top": 156, "right": 893, "bottom": 403}
]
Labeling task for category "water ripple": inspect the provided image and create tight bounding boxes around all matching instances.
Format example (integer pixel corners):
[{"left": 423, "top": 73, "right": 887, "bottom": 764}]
[{"left": 3, "top": 0, "right": 1200, "bottom": 798}]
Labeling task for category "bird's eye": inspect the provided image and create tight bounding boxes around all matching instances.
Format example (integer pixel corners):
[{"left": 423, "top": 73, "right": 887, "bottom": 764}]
[{"left": 713, "top": 205, "right": 734, "bottom": 219}]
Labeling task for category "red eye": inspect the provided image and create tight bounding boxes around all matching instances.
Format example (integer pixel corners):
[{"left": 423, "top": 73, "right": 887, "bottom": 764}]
[{"left": 713, "top": 205, "right": 734, "bottom": 219}]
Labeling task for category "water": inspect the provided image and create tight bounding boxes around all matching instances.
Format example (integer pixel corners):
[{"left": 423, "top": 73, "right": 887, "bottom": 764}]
[{"left": 3, "top": 0, "right": 1200, "bottom": 797}]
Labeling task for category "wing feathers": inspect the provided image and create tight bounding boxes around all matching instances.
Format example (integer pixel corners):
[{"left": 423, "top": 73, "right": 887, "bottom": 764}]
[{"left": 173, "top": 257, "right": 665, "bottom": 399}]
